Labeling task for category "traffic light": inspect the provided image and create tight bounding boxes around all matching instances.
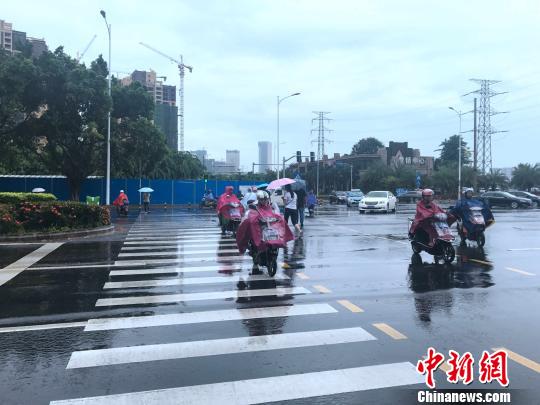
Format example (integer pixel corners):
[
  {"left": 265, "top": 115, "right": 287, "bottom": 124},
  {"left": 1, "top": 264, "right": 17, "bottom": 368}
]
[
  {"left": 310, "top": 152, "right": 315, "bottom": 162},
  {"left": 296, "top": 151, "right": 302, "bottom": 163}
]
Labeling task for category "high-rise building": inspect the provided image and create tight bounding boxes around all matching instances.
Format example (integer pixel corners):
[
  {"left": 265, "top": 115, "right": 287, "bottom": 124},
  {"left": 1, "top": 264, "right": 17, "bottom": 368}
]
[
  {"left": 0, "top": 20, "right": 14, "bottom": 53},
  {"left": 1, "top": 20, "right": 48, "bottom": 57},
  {"left": 258, "top": 141, "right": 272, "bottom": 173},
  {"left": 122, "top": 70, "right": 179, "bottom": 151},
  {"left": 226, "top": 150, "right": 240, "bottom": 171}
]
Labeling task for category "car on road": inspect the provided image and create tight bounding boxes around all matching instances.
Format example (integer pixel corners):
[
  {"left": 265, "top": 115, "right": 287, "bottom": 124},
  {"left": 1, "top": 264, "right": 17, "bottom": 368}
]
[
  {"left": 480, "top": 191, "right": 532, "bottom": 209},
  {"left": 359, "top": 190, "right": 397, "bottom": 213},
  {"left": 508, "top": 190, "right": 540, "bottom": 208},
  {"left": 346, "top": 190, "right": 364, "bottom": 207},
  {"left": 329, "top": 191, "right": 347, "bottom": 204},
  {"left": 397, "top": 190, "right": 422, "bottom": 204}
]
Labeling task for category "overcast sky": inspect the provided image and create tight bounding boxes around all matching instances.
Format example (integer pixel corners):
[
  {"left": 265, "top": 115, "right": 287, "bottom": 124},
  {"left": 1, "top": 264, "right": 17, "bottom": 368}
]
[{"left": 3, "top": 0, "right": 540, "bottom": 170}]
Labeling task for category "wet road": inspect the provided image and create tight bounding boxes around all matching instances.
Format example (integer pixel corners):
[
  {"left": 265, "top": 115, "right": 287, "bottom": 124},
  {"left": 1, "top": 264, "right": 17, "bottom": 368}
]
[{"left": 1, "top": 206, "right": 539, "bottom": 404}]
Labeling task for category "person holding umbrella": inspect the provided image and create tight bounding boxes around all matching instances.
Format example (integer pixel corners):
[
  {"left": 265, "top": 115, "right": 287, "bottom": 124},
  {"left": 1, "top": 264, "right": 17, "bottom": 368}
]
[{"left": 138, "top": 187, "right": 154, "bottom": 213}]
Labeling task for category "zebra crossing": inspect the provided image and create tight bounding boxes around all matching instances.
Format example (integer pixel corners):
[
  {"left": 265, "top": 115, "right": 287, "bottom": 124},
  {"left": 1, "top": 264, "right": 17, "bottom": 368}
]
[{"left": 51, "top": 216, "right": 423, "bottom": 404}]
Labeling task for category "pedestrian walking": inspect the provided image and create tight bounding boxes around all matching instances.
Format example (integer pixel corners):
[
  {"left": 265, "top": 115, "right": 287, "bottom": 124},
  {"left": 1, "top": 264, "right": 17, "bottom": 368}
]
[
  {"left": 143, "top": 192, "right": 151, "bottom": 213},
  {"left": 283, "top": 184, "right": 301, "bottom": 233},
  {"left": 296, "top": 187, "right": 307, "bottom": 229}
]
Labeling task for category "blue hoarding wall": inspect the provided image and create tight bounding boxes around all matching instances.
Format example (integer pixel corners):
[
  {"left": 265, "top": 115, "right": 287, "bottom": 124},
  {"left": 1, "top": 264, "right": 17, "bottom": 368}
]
[{"left": 0, "top": 177, "right": 257, "bottom": 205}]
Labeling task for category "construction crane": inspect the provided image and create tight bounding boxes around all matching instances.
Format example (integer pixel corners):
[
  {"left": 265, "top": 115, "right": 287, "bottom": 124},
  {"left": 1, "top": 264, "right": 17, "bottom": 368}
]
[
  {"left": 77, "top": 34, "right": 97, "bottom": 62},
  {"left": 139, "top": 42, "right": 192, "bottom": 152}
]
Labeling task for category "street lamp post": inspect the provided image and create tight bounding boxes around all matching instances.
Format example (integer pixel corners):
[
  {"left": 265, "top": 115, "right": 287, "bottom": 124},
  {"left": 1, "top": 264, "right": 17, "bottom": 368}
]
[
  {"left": 276, "top": 93, "right": 300, "bottom": 179},
  {"left": 449, "top": 107, "right": 462, "bottom": 200},
  {"left": 100, "top": 10, "right": 112, "bottom": 205}
]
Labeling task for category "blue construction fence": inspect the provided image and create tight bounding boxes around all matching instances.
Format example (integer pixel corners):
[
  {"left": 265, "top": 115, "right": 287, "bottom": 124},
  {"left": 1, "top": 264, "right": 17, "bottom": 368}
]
[{"left": 0, "top": 176, "right": 257, "bottom": 205}]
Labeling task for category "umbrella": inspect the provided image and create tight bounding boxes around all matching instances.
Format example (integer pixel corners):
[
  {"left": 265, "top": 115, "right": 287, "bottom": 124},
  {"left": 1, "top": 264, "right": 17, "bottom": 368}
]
[
  {"left": 257, "top": 183, "right": 269, "bottom": 189},
  {"left": 267, "top": 178, "right": 295, "bottom": 190},
  {"left": 32, "top": 187, "right": 45, "bottom": 193},
  {"left": 138, "top": 187, "right": 154, "bottom": 193}
]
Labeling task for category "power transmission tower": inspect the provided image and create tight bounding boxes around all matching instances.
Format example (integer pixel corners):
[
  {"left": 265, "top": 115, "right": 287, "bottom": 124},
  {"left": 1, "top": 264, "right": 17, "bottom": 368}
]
[
  {"left": 464, "top": 79, "right": 508, "bottom": 174},
  {"left": 311, "top": 112, "right": 332, "bottom": 195}
]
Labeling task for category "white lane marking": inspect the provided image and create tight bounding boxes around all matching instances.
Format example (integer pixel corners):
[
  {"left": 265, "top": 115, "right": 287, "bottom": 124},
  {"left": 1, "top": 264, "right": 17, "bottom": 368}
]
[
  {"left": 109, "top": 265, "right": 245, "bottom": 276},
  {"left": 0, "top": 321, "right": 86, "bottom": 334},
  {"left": 507, "top": 248, "right": 540, "bottom": 251},
  {"left": 505, "top": 267, "right": 536, "bottom": 276},
  {"left": 0, "top": 243, "right": 63, "bottom": 286},
  {"left": 96, "top": 287, "right": 311, "bottom": 307},
  {"left": 67, "top": 327, "right": 376, "bottom": 369},
  {"left": 114, "top": 256, "right": 251, "bottom": 265},
  {"left": 126, "top": 236, "right": 223, "bottom": 242},
  {"left": 51, "top": 362, "right": 423, "bottom": 404},
  {"left": 122, "top": 242, "right": 237, "bottom": 248},
  {"left": 117, "top": 249, "right": 239, "bottom": 257},
  {"left": 128, "top": 230, "right": 221, "bottom": 235},
  {"left": 104, "top": 274, "right": 289, "bottom": 289},
  {"left": 85, "top": 303, "right": 337, "bottom": 331},
  {"left": 130, "top": 227, "right": 217, "bottom": 231}
]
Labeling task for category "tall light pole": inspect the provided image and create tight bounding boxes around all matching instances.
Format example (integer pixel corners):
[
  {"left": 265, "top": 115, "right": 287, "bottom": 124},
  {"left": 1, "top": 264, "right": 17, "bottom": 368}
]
[
  {"left": 100, "top": 10, "right": 111, "bottom": 205},
  {"left": 276, "top": 93, "right": 300, "bottom": 179},
  {"left": 449, "top": 107, "right": 462, "bottom": 200}
]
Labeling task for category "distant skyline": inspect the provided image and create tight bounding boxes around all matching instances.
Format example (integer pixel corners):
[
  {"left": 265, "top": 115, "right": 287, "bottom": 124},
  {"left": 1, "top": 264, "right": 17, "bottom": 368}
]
[{"left": 2, "top": 1, "right": 539, "bottom": 170}]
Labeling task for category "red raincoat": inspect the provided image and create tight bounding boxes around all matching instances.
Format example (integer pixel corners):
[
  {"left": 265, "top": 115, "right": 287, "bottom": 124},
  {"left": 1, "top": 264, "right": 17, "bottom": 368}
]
[
  {"left": 236, "top": 205, "right": 294, "bottom": 254},
  {"left": 410, "top": 200, "right": 446, "bottom": 246},
  {"left": 217, "top": 187, "right": 243, "bottom": 220},
  {"left": 113, "top": 192, "right": 129, "bottom": 206}
]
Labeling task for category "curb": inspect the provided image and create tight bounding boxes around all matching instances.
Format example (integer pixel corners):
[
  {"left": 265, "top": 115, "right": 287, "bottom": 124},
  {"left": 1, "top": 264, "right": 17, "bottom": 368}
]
[{"left": 0, "top": 225, "right": 115, "bottom": 242}]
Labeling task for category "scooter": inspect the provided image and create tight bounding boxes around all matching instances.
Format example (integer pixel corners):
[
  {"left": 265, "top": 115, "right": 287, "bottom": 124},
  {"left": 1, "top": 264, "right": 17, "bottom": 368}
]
[
  {"left": 200, "top": 197, "right": 217, "bottom": 209},
  {"left": 452, "top": 206, "right": 494, "bottom": 247},
  {"left": 248, "top": 216, "right": 281, "bottom": 276},
  {"left": 307, "top": 204, "right": 315, "bottom": 217},
  {"left": 117, "top": 200, "right": 129, "bottom": 216},
  {"left": 219, "top": 202, "right": 243, "bottom": 236},
  {"left": 409, "top": 213, "right": 456, "bottom": 264}
]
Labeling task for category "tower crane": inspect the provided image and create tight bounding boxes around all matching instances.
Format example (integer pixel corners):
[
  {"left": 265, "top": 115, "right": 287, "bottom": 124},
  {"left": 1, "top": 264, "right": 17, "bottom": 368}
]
[
  {"left": 139, "top": 42, "right": 192, "bottom": 152},
  {"left": 77, "top": 34, "right": 97, "bottom": 62}
]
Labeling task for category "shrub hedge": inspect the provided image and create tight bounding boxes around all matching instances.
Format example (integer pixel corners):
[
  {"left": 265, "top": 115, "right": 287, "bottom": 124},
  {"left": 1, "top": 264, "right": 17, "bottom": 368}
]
[
  {"left": 0, "top": 201, "right": 111, "bottom": 235},
  {"left": 0, "top": 192, "right": 57, "bottom": 204}
]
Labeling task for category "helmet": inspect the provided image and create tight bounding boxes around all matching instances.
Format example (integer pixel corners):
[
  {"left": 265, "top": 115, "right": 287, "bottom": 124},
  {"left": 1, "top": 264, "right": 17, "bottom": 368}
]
[
  {"left": 421, "top": 188, "right": 434, "bottom": 197},
  {"left": 256, "top": 190, "right": 270, "bottom": 205},
  {"left": 464, "top": 187, "right": 474, "bottom": 194},
  {"left": 120, "top": 190, "right": 124, "bottom": 193}
]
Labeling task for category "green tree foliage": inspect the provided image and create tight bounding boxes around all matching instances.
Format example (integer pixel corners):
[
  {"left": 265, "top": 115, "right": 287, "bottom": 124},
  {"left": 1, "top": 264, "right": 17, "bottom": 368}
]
[
  {"left": 153, "top": 151, "right": 206, "bottom": 179},
  {"left": 510, "top": 164, "right": 539, "bottom": 191},
  {"left": 351, "top": 137, "right": 383, "bottom": 155},
  {"left": 112, "top": 80, "right": 154, "bottom": 120},
  {"left": 27, "top": 48, "right": 110, "bottom": 200},
  {"left": 436, "top": 135, "right": 471, "bottom": 167}
]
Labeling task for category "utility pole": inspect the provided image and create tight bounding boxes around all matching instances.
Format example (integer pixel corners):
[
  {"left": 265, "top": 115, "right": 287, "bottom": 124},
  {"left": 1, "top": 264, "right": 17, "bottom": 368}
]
[
  {"left": 311, "top": 112, "right": 332, "bottom": 196},
  {"left": 473, "top": 98, "right": 478, "bottom": 190},
  {"left": 464, "top": 80, "right": 508, "bottom": 174},
  {"left": 139, "top": 42, "right": 192, "bottom": 151}
]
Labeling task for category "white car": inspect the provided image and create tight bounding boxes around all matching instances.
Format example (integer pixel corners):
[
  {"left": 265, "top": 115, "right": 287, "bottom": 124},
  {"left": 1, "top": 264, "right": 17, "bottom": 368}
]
[{"left": 359, "top": 191, "right": 397, "bottom": 213}]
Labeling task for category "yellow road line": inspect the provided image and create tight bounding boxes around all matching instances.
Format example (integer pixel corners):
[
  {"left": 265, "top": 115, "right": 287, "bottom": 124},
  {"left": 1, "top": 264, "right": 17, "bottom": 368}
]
[
  {"left": 313, "top": 285, "right": 331, "bottom": 294},
  {"left": 297, "top": 272, "right": 310, "bottom": 280},
  {"left": 492, "top": 347, "right": 540, "bottom": 373},
  {"left": 337, "top": 300, "right": 364, "bottom": 313},
  {"left": 372, "top": 323, "right": 407, "bottom": 340},
  {"left": 505, "top": 267, "right": 536, "bottom": 276}
]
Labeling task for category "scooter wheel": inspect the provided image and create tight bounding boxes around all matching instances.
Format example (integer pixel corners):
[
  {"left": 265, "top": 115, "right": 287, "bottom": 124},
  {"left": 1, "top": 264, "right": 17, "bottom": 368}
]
[
  {"left": 477, "top": 232, "right": 485, "bottom": 247},
  {"left": 442, "top": 244, "right": 455, "bottom": 264},
  {"left": 411, "top": 242, "right": 422, "bottom": 254},
  {"left": 268, "top": 258, "right": 277, "bottom": 277}
]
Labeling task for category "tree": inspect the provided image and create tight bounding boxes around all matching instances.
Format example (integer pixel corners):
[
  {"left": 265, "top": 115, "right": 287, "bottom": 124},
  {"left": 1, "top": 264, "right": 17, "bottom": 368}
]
[
  {"left": 27, "top": 48, "right": 110, "bottom": 200},
  {"left": 112, "top": 79, "right": 153, "bottom": 120},
  {"left": 511, "top": 164, "right": 539, "bottom": 191},
  {"left": 359, "top": 162, "right": 392, "bottom": 192},
  {"left": 436, "top": 135, "right": 471, "bottom": 167},
  {"left": 154, "top": 151, "right": 205, "bottom": 179},
  {"left": 351, "top": 137, "right": 383, "bottom": 155}
]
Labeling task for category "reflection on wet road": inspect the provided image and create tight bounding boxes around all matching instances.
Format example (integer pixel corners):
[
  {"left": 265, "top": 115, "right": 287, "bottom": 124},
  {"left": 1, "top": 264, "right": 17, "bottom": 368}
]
[{"left": 0, "top": 206, "right": 539, "bottom": 404}]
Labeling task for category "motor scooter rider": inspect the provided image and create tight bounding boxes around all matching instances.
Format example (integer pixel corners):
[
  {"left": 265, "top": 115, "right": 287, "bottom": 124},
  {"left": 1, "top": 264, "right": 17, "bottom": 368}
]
[
  {"left": 113, "top": 190, "right": 129, "bottom": 214},
  {"left": 449, "top": 187, "right": 494, "bottom": 232},
  {"left": 241, "top": 186, "right": 258, "bottom": 210},
  {"left": 409, "top": 189, "right": 446, "bottom": 246},
  {"left": 217, "top": 186, "right": 242, "bottom": 226}
]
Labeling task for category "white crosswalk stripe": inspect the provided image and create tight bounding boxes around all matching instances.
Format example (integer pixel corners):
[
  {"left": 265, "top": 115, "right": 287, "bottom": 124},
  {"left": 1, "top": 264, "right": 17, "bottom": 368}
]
[
  {"left": 103, "top": 274, "right": 289, "bottom": 289},
  {"left": 122, "top": 242, "right": 237, "bottom": 248},
  {"left": 52, "top": 362, "right": 422, "bottom": 404},
  {"left": 126, "top": 236, "right": 224, "bottom": 242},
  {"left": 67, "top": 327, "right": 376, "bottom": 369},
  {"left": 117, "top": 249, "right": 239, "bottom": 257},
  {"left": 84, "top": 303, "right": 338, "bottom": 331},
  {"left": 115, "top": 256, "right": 252, "bottom": 265},
  {"left": 95, "top": 286, "right": 311, "bottom": 307},
  {"left": 109, "top": 265, "right": 245, "bottom": 276}
]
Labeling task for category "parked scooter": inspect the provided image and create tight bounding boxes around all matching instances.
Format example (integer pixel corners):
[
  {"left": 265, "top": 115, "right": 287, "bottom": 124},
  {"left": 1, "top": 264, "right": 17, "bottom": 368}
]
[
  {"left": 219, "top": 201, "right": 243, "bottom": 236},
  {"left": 409, "top": 213, "right": 456, "bottom": 264}
]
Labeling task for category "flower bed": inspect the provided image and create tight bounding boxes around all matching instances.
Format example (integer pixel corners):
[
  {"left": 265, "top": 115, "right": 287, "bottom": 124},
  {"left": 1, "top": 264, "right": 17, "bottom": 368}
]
[
  {"left": 0, "top": 192, "right": 57, "bottom": 204},
  {"left": 0, "top": 201, "right": 111, "bottom": 235}
]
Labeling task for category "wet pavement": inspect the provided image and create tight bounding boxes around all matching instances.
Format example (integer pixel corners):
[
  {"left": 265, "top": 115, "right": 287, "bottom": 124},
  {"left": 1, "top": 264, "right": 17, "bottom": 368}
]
[{"left": 0, "top": 206, "right": 539, "bottom": 404}]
